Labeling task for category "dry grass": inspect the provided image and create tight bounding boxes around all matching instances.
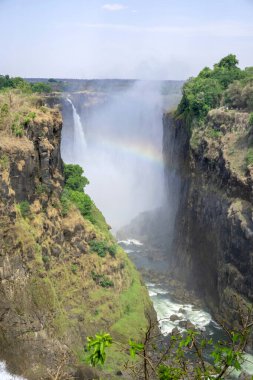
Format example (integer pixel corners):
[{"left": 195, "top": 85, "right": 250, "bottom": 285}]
[{"left": 0, "top": 90, "right": 61, "bottom": 137}]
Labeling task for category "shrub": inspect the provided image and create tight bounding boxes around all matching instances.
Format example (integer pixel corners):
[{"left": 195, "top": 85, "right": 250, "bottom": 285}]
[
  {"left": 35, "top": 183, "right": 48, "bottom": 195},
  {"left": 60, "top": 189, "right": 71, "bottom": 216},
  {"left": 100, "top": 279, "right": 114, "bottom": 288},
  {"left": 207, "top": 128, "right": 222, "bottom": 139},
  {"left": 68, "top": 190, "right": 93, "bottom": 218},
  {"left": 18, "top": 200, "right": 31, "bottom": 218},
  {"left": 89, "top": 240, "right": 117, "bottom": 258},
  {"left": 31, "top": 82, "right": 51, "bottom": 93},
  {"left": 23, "top": 111, "right": 36, "bottom": 127},
  {"left": 11, "top": 122, "right": 24, "bottom": 137},
  {"left": 0, "top": 154, "right": 9, "bottom": 170},
  {"left": 245, "top": 148, "right": 253, "bottom": 166},
  {"left": 91, "top": 271, "right": 114, "bottom": 288},
  {"left": 42, "top": 255, "right": 50, "bottom": 264},
  {"left": 249, "top": 113, "right": 253, "bottom": 127},
  {"left": 89, "top": 240, "right": 108, "bottom": 257},
  {"left": 108, "top": 244, "right": 117, "bottom": 257},
  {"left": 61, "top": 163, "right": 93, "bottom": 219},
  {"left": 71, "top": 264, "right": 78, "bottom": 274},
  {"left": 0, "top": 103, "right": 9, "bottom": 117}
]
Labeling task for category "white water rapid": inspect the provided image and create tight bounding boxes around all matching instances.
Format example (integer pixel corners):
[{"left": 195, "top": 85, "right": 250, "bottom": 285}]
[{"left": 119, "top": 239, "right": 253, "bottom": 379}]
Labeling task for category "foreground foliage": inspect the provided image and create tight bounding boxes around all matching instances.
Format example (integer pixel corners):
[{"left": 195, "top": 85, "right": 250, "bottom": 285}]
[{"left": 86, "top": 307, "right": 253, "bottom": 379}]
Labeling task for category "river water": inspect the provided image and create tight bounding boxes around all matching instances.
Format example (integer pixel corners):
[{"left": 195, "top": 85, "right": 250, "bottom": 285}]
[{"left": 118, "top": 239, "right": 253, "bottom": 379}]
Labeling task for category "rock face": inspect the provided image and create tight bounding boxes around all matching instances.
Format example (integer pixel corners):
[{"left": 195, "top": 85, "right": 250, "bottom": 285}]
[
  {"left": 163, "top": 111, "right": 253, "bottom": 339},
  {"left": 0, "top": 96, "right": 153, "bottom": 379}
]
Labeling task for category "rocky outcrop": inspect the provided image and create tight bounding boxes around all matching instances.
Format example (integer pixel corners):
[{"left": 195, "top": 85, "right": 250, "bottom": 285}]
[
  {"left": 0, "top": 95, "right": 153, "bottom": 379},
  {"left": 163, "top": 110, "right": 253, "bottom": 342}
]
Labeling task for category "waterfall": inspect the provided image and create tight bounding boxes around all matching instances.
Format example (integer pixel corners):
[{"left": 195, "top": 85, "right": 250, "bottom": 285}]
[
  {"left": 64, "top": 81, "right": 165, "bottom": 229},
  {"left": 66, "top": 98, "right": 87, "bottom": 165}
]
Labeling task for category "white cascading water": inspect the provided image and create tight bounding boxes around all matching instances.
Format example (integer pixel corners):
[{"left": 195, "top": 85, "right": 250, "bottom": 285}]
[
  {"left": 0, "top": 362, "right": 26, "bottom": 380},
  {"left": 62, "top": 81, "right": 166, "bottom": 230},
  {"left": 66, "top": 98, "right": 87, "bottom": 165}
]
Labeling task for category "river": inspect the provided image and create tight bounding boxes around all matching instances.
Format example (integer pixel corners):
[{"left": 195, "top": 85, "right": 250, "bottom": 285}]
[{"left": 118, "top": 238, "right": 253, "bottom": 379}]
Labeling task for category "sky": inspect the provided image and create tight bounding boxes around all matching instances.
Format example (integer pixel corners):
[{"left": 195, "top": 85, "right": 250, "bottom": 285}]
[{"left": 0, "top": 0, "right": 253, "bottom": 80}]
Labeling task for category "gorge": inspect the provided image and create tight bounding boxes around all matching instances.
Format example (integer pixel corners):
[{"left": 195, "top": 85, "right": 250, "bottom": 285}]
[{"left": 1, "top": 55, "right": 253, "bottom": 379}]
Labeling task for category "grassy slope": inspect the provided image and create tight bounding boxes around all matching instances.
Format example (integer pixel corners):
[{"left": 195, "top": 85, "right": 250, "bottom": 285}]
[{"left": 0, "top": 90, "right": 153, "bottom": 378}]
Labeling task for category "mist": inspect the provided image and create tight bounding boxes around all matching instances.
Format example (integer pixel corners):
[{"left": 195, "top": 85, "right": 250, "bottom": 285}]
[{"left": 61, "top": 80, "right": 177, "bottom": 230}]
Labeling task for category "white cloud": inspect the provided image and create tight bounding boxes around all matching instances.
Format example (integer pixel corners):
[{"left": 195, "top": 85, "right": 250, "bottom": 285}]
[{"left": 102, "top": 3, "right": 127, "bottom": 11}]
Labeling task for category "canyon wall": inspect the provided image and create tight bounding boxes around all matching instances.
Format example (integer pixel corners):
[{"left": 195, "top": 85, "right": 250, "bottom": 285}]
[{"left": 163, "top": 111, "right": 253, "bottom": 338}]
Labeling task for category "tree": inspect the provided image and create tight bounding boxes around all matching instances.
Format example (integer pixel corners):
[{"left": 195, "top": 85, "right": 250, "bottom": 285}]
[
  {"left": 64, "top": 163, "right": 89, "bottom": 192},
  {"left": 216, "top": 54, "right": 239, "bottom": 70},
  {"left": 31, "top": 82, "right": 52, "bottom": 93},
  {"left": 176, "top": 54, "right": 247, "bottom": 126}
]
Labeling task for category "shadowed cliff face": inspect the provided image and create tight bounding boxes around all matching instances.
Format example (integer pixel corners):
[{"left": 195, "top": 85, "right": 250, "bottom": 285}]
[{"left": 163, "top": 112, "right": 253, "bottom": 346}]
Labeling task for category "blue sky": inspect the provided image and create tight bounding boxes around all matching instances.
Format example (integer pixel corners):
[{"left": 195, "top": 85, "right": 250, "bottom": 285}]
[{"left": 0, "top": 0, "right": 253, "bottom": 79}]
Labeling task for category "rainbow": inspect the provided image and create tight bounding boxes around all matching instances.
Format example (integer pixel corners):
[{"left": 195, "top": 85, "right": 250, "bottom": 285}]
[{"left": 89, "top": 135, "right": 164, "bottom": 167}]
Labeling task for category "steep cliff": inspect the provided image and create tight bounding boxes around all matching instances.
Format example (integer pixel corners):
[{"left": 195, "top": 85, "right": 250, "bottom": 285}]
[
  {"left": 163, "top": 57, "right": 253, "bottom": 340},
  {"left": 0, "top": 91, "right": 153, "bottom": 379}
]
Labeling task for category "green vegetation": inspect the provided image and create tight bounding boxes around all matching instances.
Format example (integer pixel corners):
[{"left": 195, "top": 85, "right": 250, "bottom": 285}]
[
  {"left": 67, "top": 190, "right": 93, "bottom": 218},
  {"left": 91, "top": 271, "right": 114, "bottom": 288},
  {"left": 206, "top": 128, "right": 222, "bottom": 139},
  {"left": 87, "top": 333, "right": 113, "bottom": 366},
  {"left": 18, "top": 200, "right": 31, "bottom": 218},
  {"left": 35, "top": 183, "right": 48, "bottom": 195},
  {"left": 249, "top": 112, "right": 253, "bottom": 126},
  {"left": 23, "top": 111, "right": 36, "bottom": 126},
  {"left": 11, "top": 121, "right": 24, "bottom": 137},
  {"left": 0, "top": 74, "right": 53, "bottom": 94},
  {"left": 176, "top": 54, "right": 253, "bottom": 129},
  {"left": 64, "top": 163, "right": 89, "bottom": 191},
  {"left": 89, "top": 239, "right": 117, "bottom": 258},
  {"left": 245, "top": 147, "right": 253, "bottom": 166},
  {"left": 86, "top": 307, "right": 253, "bottom": 380},
  {"left": 61, "top": 163, "right": 110, "bottom": 232},
  {"left": 71, "top": 263, "right": 78, "bottom": 274},
  {"left": 0, "top": 154, "right": 9, "bottom": 170},
  {"left": 61, "top": 163, "right": 93, "bottom": 219},
  {"left": 30, "top": 82, "right": 51, "bottom": 93},
  {"left": 42, "top": 255, "right": 50, "bottom": 265}
]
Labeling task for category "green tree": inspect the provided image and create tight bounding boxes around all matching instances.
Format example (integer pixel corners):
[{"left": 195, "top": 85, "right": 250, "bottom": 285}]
[
  {"left": 64, "top": 163, "right": 89, "bottom": 192},
  {"left": 215, "top": 54, "right": 239, "bottom": 69},
  {"left": 31, "top": 82, "right": 52, "bottom": 93},
  {"left": 176, "top": 54, "right": 247, "bottom": 127}
]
